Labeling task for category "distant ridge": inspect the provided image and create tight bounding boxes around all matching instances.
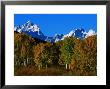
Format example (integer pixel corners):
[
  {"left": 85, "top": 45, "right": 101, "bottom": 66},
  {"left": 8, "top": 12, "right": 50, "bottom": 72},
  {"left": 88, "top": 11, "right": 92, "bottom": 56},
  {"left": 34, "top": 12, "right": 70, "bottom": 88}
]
[{"left": 14, "top": 21, "right": 97, "bottom": 43}]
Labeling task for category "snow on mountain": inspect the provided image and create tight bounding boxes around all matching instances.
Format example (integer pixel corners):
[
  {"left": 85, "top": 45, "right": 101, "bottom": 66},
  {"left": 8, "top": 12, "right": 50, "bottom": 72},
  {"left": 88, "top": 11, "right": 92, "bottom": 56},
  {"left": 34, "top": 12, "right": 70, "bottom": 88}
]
[
  {"left": 74, "top": 28, "right": 85, "bottom": 39},
  {"left": 14, "top": 26, "right": 22, "bottom": 33},
  {"left": 63, "top": 30, "right": 75, "bottom": 38},
  {"left": 45, "top": 36, "right": 55, "bottom": 42},
  {"left": 85, "top": 29, "right": 96, "bottom": 38},
  {"left": 14, "top": 21, "right": 45, "bottom": 40},
  {"left": 14, "top": 20, "right": 41, "bottom": 33},
  {"left": 14, "top": 21, "right": 96, "bottom": 43},
  {"left": 53, "top": 34, "right": 64, "bottom": 42},
  {"left": 62, "top": 28, "right": 86, "bottom": 40}
]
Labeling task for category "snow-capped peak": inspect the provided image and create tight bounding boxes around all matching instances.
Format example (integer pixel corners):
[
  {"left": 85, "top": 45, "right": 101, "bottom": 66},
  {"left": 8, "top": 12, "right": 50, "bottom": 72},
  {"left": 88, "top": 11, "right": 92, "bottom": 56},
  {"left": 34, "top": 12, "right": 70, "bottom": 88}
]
[
  {"left": 63, "top": 28, "right": 85, "bottom": 39},
  {"left": 14, "top": 21, "right": 46, "bottom": 41},
  {"left": 85, "top": 29, "right": 96, "bottom": 38},
  {"left": 63, "top": 30, "right": 75, "bottom": 38},
  {"left": 31, "top": 24, "right": 40, "bottom": 32},
  {"left": 14, "top": 26, "right": 22, "bottom": 33},
  {"left": 68, "top": 30, "right": 75, "bottom": 37},
  {"left": 14, "top": 20, "right": 40, "bottom": 33},
  {"left": 14, "top": 21, "right": 96, "bottom": 43}
]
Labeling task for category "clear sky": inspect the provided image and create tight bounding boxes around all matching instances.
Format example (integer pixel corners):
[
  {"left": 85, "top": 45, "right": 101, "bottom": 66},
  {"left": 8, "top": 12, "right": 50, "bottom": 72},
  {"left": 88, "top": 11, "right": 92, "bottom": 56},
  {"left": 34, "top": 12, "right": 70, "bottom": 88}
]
[{"left": 14, "top": 14, "right": 97, "bottom": 37}]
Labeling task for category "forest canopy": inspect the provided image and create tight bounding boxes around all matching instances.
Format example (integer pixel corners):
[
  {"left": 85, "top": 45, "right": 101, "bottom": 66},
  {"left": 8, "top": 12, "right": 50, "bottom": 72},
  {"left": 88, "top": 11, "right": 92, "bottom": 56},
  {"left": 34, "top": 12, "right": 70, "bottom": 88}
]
[{"left": 14, "top": 31, "right": 97, "bottom": 76}]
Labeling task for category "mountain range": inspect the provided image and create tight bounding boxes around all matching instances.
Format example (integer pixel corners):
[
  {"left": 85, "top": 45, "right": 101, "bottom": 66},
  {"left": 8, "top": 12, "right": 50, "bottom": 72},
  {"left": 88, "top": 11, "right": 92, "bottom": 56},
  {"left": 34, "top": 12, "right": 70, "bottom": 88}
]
[{"left": 14, "top": 21, "right": 96, "bottom": 43}]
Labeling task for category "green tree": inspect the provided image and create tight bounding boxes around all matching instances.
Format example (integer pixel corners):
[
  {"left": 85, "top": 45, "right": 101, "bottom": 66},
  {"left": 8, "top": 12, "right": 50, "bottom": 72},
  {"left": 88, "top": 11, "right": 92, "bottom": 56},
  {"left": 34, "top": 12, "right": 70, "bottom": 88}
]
[{"left": 60, "top": 37, "right": 75, "bottom": 69}]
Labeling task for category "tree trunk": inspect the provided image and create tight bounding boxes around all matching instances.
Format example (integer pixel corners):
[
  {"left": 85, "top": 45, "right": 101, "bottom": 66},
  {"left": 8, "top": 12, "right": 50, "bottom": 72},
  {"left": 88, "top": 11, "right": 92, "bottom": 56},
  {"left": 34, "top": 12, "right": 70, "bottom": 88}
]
[
  {"left": 46, "top": 64, "right": 47, "bottom": 69},
  {"left": 27, "top": 58, "right": 28, "bottom": 65},
  {"left": 18, "top": 61, "right": 20, "bottom": 66},
  {"left": 15, "top": 61, "right": 17, "bottom": 66},
  {"left": 38, "top": 65, "right": 41, "bottom": 70},
  {"left": 66, "top": 64, "right": 68, "bottom": 69},
  {"left": 24, "top": 60, "right": 26, "bottom": 67},
  {"left": 69, "top": 64, "right": 71, "bottom": 70}
]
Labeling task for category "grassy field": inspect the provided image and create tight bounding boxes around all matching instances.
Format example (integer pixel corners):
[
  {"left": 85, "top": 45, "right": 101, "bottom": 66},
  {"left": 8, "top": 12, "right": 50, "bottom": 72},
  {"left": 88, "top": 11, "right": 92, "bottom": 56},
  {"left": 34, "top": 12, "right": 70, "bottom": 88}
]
[{"left": 14, "top": 65, "right": 96, "bottom": 76}]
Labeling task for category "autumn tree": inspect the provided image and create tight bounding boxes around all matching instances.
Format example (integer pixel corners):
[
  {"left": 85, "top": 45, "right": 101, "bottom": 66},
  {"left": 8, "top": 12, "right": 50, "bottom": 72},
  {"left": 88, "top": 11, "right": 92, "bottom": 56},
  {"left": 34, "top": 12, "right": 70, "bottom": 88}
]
[
  {"left": 56, "top": 40, "right": 65, "bottom": 66},
  {"left": 14, "top": 32, "right": 36, "bottom": 67},
  {"left": 33, "top": 43, "right": 45, "bottom": 70},
  {"left": 70, "top": 38, "right": 82, "bottom": 70},
  {"left": 14, "top": 32, "right": 22, "bottom": 66},
  {"left": 69, "top": 35, "right": 97, "bottom": 75},
  {"left": 79, "top": 35, "right": 97, "bottom": 75},
  {"left": 40, "top": 43, "right": 51, "bottom": 68},
  {"left": 40, "top": 43, "right": 60, "bottom": 68}
]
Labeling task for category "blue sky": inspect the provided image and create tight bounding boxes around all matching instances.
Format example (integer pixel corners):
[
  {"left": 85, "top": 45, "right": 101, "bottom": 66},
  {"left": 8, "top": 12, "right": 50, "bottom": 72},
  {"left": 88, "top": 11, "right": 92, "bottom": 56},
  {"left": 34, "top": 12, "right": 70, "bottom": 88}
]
[{"left": 14, "top": 14, "right": 97, "bottom": 37}]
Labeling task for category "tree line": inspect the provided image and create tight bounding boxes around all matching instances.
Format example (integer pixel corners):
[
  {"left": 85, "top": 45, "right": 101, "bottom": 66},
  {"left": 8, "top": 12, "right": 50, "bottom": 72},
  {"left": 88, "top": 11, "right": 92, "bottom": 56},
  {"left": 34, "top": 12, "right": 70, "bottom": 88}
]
[{"left": 14, "top": 31, "right": 97, "bottom": 75}]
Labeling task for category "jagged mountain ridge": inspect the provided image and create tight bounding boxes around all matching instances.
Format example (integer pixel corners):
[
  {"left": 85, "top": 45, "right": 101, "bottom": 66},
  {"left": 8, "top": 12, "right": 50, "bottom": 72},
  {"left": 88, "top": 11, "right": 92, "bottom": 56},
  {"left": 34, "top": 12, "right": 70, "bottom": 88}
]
[{"left": 14, "top": 21, "right": 97, "bottom": 43}]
